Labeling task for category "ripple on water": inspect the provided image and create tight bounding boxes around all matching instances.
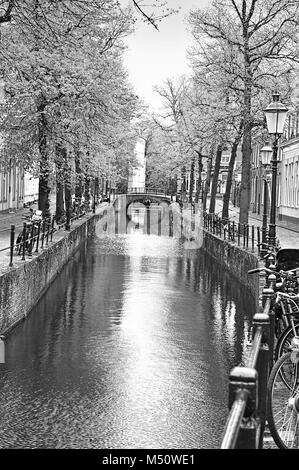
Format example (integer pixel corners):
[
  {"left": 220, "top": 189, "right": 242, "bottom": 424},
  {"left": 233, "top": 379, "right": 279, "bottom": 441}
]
[{"left": 0, "top": 233, "right": 256, "bottom": 448}]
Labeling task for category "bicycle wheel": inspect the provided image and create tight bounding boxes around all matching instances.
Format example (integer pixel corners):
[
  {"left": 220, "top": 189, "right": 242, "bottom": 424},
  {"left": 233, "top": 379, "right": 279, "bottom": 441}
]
[
  {"left": 275, "top": 323, "right": 299, "bottom": 361},
  {"left": 274, "top": 304, "right": 290, "bottom": 339},
  {"left": 267, "top": 351, "right": 299, "bottom": 449}
]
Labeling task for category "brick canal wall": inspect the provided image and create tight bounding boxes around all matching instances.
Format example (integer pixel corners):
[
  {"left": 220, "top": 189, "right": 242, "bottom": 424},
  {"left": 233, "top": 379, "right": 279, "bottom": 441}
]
[
  {"left": 0, "top": 213, "right": 100, "bottom": 336},
  {"left": 202, "top": 229, "right": 260, "bottom": 306}
]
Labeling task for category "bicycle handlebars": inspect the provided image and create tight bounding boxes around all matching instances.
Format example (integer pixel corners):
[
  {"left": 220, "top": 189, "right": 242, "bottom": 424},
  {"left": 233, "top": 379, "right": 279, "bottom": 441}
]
[
  {"left": 248, "top": 267, "right": 299, "bottom": 276},
  {"left": 248, "top": 267, "right": 274, "bottom": 275}
]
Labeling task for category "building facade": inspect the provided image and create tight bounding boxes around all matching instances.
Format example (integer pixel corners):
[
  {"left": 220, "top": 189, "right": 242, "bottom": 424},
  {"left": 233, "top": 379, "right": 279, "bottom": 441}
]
[
  {"left": 0, "top": 162, "right": 39, "bottom": 212},
  {"left": 250, "top": 110, "right": 299, "bottom": 228},
  {"left": 128, "top": 137, "right": 146, "bottom": 191}
]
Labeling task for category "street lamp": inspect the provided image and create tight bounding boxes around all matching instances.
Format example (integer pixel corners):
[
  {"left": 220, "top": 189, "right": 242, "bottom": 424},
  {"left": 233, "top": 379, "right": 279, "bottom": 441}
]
[
  {"left": 260, "top": 142, "right": 272, "bottom": 254},
  {"left": 264, "top": 92, "right": 288, "bottom": 247}
]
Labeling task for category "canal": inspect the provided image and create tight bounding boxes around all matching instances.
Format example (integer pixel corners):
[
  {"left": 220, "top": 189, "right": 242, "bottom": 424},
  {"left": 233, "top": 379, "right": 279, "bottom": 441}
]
[{"left": 0, "top": 213, "right": 256, "bottom": 449}]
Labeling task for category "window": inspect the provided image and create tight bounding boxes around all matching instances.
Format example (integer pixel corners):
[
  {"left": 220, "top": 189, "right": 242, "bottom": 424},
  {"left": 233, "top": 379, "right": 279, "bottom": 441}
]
[{"left": 221, "top": 155, "right": 230, "bottom": 164}]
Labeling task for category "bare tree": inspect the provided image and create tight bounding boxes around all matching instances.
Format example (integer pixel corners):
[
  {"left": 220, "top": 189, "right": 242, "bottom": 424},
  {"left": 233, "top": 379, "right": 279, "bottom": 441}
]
[{"left": 189, "top": 0, "right": 299, "bottom": 225}]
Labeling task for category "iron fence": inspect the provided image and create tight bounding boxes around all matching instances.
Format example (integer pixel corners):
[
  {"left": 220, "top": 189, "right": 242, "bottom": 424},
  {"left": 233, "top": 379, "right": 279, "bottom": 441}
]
[
  {"left": 0, "top": 208, "right": 92, "bottom": 268},
  {"left": 203, "top": 212, "right": 262, "bottom": 254}
]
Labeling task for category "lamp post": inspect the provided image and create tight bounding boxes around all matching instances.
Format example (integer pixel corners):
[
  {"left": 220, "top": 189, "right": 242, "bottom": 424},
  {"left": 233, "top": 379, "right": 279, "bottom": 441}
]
[
  {"left": 264, "top": 93, "right": 288, "bottom": 248},
  {"left": 260, "top": 142, "right": 272, "bottom": 255}
]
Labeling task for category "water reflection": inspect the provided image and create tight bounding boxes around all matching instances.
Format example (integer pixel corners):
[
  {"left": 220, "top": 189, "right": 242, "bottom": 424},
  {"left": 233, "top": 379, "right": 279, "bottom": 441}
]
[{"left": 0, "top": 231, "right": 255, "bottom": 449}]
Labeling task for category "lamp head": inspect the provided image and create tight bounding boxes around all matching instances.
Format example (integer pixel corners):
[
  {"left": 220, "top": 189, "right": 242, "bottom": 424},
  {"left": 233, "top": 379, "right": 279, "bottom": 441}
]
[{"left": 264, "top": 92, "right": 288, "bottom": 135}]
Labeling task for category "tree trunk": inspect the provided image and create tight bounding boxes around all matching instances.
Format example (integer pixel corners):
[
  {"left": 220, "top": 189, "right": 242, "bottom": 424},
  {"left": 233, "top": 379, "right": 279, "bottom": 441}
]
[
  {"left": 222, "top": 124, "right": 243, "bottom": 220},
  {"left": 65, "top": 182, "right": 72, "bottom": 230},
  {"left": 181, "top": 166, "right": 186, "bottom": 200},
  {"left": 189, "top": 155, "right": 195, "bottom": 203},
  {"left": 222, "top": 143, "right": 237, "bottom": 221},
  {"left": 84, "top": 172, "right": 91, "bottom": 211},
  {"left": 202, "top": 151, "right": 213, "bottom": 212},
  {"left": 239, "top": 32, "right": 252, "bottom": 226},
  {"left": 55, "top": 154, "right": 65, "bottom": 223},
  {"left": 75, "top": 150, "right": 83, "bottom": 207},
  {"left": 209, "top": 144, "right": 222, "bottom": 214},
  {"left": 239, "top": 120, "right": 252, "bottom": 226},
  {"left": 37, "top": 96, "right": 50, "bottom": 219},
  {"left": 194, "top": 150, "right": 203, "bottom": 204}
]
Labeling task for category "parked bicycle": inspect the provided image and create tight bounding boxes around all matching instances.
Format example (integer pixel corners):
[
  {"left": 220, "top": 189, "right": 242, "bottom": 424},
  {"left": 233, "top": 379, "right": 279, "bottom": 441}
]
[
  {"left": 248, "top": 266, "right": 299, "bottom": 357},
  {"left": 248, "top": 263, "right": 299, "bottom": 449},
  {"left": 15, "top": 209, "right": 43, "bottom": 255},
  {"left": 267, "top": 332, "right": 299, "bottom": 449}
]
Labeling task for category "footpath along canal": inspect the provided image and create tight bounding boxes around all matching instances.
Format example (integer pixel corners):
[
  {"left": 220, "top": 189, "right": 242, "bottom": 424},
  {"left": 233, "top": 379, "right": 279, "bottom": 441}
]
[{"left": 0, "top": 206, "right": 256, "bottom": 448}]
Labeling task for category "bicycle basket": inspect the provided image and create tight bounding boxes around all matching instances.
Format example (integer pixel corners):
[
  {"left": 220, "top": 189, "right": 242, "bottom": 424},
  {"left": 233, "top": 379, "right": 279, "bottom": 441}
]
[{"left": 276, "top": 248, "right": 299, "bottom": 271}]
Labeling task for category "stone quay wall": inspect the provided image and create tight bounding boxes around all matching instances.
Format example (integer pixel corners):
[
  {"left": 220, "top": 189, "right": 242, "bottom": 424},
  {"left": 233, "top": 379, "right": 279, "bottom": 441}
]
[
  {"left": 0, "top": 213, "right": 100, "bottom": 336},
  {"left": 202, "top": 229, "right": 260, "bottom": 306}
]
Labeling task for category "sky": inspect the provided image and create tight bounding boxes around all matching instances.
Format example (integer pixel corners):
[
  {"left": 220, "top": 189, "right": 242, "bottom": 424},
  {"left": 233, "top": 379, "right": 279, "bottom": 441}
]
[{"left": 120, "top": 0, "right": 211, "bottom": 112}]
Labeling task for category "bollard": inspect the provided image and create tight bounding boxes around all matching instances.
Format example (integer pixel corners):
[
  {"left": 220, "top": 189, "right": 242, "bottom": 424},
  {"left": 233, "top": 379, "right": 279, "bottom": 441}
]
[
  {"left": 9, "top": 224, "right": 15, "bottom": 267},
  {"left": 232, "top": 221, "right": 235, "bottom": 242},
  {"left": 238, "top": 223, "right": 240, "bottom": 246},
  {"left": 21, "top": 222, "right": 26, "bottom": 261},
  {"left": 252, "top": 225, "right": 254, "bottom": 252}
]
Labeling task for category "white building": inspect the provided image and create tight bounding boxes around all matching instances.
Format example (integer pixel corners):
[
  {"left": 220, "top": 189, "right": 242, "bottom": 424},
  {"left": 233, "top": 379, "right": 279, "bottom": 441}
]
[
  {"left": 0, "top": 79, "right": 39, "bottom": 211},
  {"left": 128, "top": 137, "right": 146, "bottom": 191}
]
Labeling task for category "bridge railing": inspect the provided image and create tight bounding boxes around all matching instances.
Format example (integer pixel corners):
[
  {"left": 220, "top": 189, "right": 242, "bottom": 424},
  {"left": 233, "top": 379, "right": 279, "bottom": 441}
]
[
  {"left": 126, "top": 187, "right": 170, "bottom": 196},
  {"left": 220, "top": 273, "right": 276, "bottom": 449}
]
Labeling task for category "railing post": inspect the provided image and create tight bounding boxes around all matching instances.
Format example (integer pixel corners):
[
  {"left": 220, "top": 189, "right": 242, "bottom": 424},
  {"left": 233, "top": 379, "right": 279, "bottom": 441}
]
[
  {"left": 238, "top": 223, "right": 240, "bottom": 246},
  {"left": 27, "top": 223, "right": 34, "bottom": 258},
  {"left": 21, "top": 222, "right": 26, "bottom": 261},
  {"left": 252, "top": 313, "right": 270, "bottom": 449},
  {"left": 9, "top": 224, "right": 15, "bottom": 267},
  {"left": 257, "top": 227, "right": 260, "bottom": 255},
  {"left": 252, "top": 225, "right": 254, "bottom": 252},
  {"left": 232, "top": 221, "right": 235, "bottom": 242},
  {"left": 41, "top": 220, "right": 45, "bottom": 249},
  {"left": 227, "top": 367, "right": 258, "bottom": 449},
  {"left": 246, "top": 224, "right": 249, "bottom": 249},
  {"left": 266, "top": 274, "right": 276, "bottom": 371},
  {"left": 35, "top": 221, "right": 41, "bottom": 253}
]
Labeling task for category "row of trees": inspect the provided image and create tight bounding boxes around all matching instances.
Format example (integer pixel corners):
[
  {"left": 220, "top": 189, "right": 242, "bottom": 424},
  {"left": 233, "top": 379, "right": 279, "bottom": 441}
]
[
  {"left": 145, "top": 0, "right": 299, "bottom": 225},
  {"left": 0, "top": 0, "right": 175, "bottom": 221}
]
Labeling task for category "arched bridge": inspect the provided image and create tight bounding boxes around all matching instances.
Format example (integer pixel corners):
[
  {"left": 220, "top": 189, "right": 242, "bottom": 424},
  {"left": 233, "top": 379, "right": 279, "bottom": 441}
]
[{"left": 113, "top": 188, "right": 173, "bottom": 212}]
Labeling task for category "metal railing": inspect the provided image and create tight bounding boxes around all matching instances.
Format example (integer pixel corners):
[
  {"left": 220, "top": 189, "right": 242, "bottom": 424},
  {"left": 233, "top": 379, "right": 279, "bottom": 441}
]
[
  {"left": 203, "top": 212, "right": 262, "bottom": 254},
  {"left": 0, "top": 207, "right": 93, "bottom": 268},
  {"left": 126, "top": 187, "right": 170, "bottom": 196},
  {"left": 220, "top": 274, "right": 276, "bottom": 449}
]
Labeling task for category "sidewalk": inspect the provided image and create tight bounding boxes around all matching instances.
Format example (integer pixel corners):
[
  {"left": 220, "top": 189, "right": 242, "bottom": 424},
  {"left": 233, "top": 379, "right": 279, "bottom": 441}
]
[{"left": 213, "top": 198, "right": 299, "bottom": 249}]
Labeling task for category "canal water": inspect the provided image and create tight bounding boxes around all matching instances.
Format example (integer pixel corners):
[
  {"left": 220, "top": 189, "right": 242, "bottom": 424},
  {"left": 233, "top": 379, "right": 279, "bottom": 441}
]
[{"left": 0, "top": 213, "right": 256, "bottom": 449}]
